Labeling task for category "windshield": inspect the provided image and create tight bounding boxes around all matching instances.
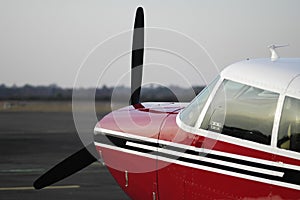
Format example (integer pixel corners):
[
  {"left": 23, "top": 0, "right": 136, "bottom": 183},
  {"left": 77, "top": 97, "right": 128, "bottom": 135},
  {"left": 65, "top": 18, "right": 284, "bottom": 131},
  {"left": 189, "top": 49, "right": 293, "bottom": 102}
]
[
  {"left": 200, "top": 79, "right": 279, "bottom": 145},
  {"left": 179, "top": 76, "right": 219, "bottom": 127}
]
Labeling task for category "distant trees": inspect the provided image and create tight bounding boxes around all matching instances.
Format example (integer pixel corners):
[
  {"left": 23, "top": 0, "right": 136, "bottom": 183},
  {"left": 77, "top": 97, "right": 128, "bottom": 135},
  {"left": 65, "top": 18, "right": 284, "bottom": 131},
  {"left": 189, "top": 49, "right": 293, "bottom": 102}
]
[
  {"left": 0, "top": 84, "right": 204, "bottom": 102},
  {"left": 0, "top": 84, "right": 71, "bottom": 100}
]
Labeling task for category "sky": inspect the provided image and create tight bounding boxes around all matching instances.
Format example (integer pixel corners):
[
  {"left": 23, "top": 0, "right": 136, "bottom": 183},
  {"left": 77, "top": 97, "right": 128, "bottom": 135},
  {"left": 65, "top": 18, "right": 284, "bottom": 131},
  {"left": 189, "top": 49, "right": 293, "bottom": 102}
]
[{"left": 1, "top": 0, "right": 300, "bottom": 88}]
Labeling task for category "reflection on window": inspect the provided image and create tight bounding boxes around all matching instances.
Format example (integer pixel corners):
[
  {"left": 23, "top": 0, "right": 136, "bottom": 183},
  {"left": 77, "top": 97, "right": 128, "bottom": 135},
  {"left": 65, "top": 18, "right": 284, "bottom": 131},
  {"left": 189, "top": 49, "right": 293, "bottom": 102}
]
[
  {"left": 278, "top": 96, "right": 300, "bottom": 153},
  {"left": 180, "top": 76, "right": 219, "bottom": 127},
  {"left": 201, "top": 80, "right": 279, "bottom": 145}
]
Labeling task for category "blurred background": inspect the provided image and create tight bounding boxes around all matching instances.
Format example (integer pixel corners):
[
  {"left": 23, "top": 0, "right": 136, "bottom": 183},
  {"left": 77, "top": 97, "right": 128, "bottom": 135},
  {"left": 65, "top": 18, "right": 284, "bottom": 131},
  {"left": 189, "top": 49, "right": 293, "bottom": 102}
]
[{"left": 1, "top": 0, "right": 300, "bottom": 199}]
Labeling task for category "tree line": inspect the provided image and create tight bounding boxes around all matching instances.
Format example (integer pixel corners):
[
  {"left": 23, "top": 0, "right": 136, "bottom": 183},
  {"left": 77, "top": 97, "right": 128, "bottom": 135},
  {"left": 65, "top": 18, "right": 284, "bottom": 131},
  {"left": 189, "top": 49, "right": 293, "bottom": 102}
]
[{"left": 0, "top": 84, "right": 204, "bottom": 102}]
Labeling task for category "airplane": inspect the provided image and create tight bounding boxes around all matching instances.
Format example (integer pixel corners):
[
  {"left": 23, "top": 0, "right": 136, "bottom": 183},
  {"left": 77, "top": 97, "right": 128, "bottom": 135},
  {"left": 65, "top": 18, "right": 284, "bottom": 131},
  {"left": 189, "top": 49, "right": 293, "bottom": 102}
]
[{"left": 34, "top": 6, "right": 300, "bottom": 199}]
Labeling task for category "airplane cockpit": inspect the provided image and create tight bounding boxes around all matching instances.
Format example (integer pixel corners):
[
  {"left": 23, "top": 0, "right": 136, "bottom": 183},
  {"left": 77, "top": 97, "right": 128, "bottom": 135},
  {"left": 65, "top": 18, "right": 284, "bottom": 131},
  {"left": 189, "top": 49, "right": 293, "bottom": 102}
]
[{"left": 178, "top": 58, "right": 300, "bottom": 154}]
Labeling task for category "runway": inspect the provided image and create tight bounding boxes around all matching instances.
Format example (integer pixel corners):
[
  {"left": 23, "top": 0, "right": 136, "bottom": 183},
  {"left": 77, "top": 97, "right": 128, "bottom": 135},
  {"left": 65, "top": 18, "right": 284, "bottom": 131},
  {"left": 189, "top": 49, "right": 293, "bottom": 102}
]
[{"left": 0, "top": 111, "right": 130, "bottom": 200}]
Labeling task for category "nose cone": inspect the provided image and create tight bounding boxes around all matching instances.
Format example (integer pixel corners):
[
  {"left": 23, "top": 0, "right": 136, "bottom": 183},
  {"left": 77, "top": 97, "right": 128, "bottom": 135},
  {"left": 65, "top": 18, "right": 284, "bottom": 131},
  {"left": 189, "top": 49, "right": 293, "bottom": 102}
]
[
  {"left": 93, "top": 102, "right": 184, "bottom": 199},
  {"left": 93, "top": 103, "right": 183, "bottom": 171},
  {"left": 94, "top": 102, "right": 182, "bottom": 137}
]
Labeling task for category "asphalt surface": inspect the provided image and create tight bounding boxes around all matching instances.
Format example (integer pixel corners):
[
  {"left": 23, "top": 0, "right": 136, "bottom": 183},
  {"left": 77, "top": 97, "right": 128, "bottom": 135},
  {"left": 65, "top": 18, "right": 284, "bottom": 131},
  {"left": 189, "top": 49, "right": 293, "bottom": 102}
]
[{"left": 0, "top": 112, "right": 130, "bottom": 200}]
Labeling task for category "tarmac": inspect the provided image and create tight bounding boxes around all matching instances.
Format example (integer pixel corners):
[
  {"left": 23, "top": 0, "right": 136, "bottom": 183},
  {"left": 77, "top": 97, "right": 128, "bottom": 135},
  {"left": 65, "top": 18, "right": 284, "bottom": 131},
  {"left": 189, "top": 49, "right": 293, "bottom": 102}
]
[{"left": 0, "top": 111, "right": 130, "bottom": 200}]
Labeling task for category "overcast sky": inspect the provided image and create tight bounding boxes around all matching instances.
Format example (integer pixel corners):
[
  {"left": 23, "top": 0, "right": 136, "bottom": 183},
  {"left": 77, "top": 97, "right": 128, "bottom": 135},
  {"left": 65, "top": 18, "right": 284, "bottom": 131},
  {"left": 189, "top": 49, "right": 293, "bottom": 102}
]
[{"left": 1, "top": 0, "right": 300, "bottom": 88}]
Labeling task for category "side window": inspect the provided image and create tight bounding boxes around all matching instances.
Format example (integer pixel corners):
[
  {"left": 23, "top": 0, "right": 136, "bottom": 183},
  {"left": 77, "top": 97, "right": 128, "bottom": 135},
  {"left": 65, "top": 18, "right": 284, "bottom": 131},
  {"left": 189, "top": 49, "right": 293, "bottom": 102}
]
[
  {"left": 201, "top": 80, "right": 279, "bottom": 145},
  {"left": 179, "top": 76, "right": 219, "bottom": 127},
  {"left": 278, "top": 96, "right": 300, "bottom": 152}
]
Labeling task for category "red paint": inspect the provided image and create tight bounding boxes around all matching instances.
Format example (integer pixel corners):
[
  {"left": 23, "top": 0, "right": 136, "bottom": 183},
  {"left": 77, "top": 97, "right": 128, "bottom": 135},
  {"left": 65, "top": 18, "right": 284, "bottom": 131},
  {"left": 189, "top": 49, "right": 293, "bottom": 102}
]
[
  {"left": 95, "top": 103, "right": 300, "bottom": 199},
  {"left": 96, "top": 146, "right": 157, "bottom": 200}
]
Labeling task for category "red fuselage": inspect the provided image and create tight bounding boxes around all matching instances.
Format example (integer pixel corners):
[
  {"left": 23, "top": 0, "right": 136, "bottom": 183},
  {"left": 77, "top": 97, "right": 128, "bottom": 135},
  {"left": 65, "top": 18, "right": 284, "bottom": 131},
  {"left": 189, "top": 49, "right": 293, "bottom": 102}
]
[{"left": 94, "top": 103, "right": 300, "bottom": 199}]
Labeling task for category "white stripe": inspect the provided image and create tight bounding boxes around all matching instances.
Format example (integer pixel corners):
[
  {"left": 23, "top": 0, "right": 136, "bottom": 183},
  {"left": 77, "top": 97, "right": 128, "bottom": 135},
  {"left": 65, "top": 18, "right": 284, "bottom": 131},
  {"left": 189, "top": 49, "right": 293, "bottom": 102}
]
[
  {"left": 95, "top": 141, "right": 300, "bottom": 191},
  {"left": 126, "top": 141, "right": 284, "bottom": 177},
  {"left": 94, "top": 127, "right": 158, "bottom": 144},
  {"left": 94, "top": 127, "right": 300, "bottom": 171}
]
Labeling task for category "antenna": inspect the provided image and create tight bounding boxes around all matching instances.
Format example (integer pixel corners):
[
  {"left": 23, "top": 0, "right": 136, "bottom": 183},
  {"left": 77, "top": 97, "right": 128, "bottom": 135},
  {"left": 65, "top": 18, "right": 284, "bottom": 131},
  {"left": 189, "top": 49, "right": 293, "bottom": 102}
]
[{"left": 268, "top": 44, "right": 289, "bottom": 61}]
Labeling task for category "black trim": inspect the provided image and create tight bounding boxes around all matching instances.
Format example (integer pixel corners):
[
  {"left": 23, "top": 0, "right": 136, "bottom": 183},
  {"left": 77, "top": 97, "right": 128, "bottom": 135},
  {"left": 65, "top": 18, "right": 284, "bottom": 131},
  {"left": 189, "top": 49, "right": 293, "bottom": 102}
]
[{"left": 94, "top": 133, "right": 300, "bottom": 186}]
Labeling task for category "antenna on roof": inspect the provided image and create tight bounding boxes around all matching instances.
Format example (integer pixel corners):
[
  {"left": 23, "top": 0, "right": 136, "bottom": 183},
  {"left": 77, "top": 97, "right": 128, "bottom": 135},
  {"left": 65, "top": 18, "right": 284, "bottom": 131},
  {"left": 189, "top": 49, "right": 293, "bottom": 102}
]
[{"left": 268, "top": 44, "right": 289, "bottom": 61}]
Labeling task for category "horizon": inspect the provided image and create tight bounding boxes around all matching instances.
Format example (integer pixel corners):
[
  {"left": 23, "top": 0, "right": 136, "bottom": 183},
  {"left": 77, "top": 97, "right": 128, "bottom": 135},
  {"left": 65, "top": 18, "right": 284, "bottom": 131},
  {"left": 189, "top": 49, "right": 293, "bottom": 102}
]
[{"left": 0, "top": 82, "right": 206, "bottom": 89}]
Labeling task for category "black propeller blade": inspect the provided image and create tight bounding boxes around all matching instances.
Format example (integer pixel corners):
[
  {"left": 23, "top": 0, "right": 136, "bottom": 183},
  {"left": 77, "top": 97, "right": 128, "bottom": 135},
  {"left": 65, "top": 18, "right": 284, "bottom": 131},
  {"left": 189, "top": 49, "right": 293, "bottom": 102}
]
[
  {"left": 130, "top": 7, "right": 144, "bottom": 106},
  {"left": 34, "top": 143, "right": 98, "bottom": 190},
  {"left": 34, "top": 6, "right": 145, "bottom": 190}
]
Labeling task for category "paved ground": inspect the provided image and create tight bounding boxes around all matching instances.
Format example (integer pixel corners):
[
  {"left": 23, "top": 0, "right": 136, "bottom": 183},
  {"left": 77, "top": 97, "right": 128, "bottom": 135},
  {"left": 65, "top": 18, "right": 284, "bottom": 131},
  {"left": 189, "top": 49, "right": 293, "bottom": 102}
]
[{"left": 0, "top": 112, "right": 130, "bottom": 200}]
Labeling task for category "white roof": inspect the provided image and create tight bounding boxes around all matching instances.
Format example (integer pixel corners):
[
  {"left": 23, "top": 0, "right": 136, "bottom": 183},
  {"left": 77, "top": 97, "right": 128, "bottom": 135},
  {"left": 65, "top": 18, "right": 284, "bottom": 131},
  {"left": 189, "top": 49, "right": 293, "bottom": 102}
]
[{"left": 220, "top": 58, "right": 300, "bottom": 97}]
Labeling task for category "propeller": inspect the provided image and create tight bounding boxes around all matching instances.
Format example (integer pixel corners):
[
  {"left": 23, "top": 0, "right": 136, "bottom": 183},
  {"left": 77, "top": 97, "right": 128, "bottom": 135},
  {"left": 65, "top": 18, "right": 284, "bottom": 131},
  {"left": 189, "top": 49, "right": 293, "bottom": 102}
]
[
  {"left": 34, "top": 143, "right": 98, "bottom": 189},
  {"left": 33, "top": 6, "right": 145, "bottom": 189},
  {"left": 130, "top": 7, "right": 144, "bottom": 106}
]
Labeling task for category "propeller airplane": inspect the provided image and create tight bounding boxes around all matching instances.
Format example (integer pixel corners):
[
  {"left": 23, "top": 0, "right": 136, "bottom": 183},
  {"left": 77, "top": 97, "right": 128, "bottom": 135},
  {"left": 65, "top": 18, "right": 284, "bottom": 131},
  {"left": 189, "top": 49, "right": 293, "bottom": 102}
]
[{"left": 34, "top": 7, "right": 300, "bottom": 199}]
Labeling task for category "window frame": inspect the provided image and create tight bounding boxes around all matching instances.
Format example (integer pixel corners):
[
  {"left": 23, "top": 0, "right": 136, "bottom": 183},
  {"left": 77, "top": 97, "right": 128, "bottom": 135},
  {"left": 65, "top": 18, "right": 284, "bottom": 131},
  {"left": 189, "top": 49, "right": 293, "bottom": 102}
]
[
  {"left": 179, "top": 76, "right": 221, "bottom": 127},
  {"left": 199, "top": 78, "right": 280, "bottom": 145},
  {"left": 275, "top": 95, "right": 300, "bottom": 154},
  {"left": 177, "top": 77, "right": 300, "bottom": 160},
  {"left": 194, "top": 76, "right": 224, "bottom": 128}
]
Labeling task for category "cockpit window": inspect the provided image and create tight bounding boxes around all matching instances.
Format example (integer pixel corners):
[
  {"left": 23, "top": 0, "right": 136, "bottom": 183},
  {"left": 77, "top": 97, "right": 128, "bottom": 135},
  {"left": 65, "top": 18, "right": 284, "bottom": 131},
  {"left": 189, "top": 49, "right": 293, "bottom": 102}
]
[
  {"left": 278, "top": 96, "right": 300, "bottom": 152},
  {"left": 200, "top": 79, "right": 279, "bottom": 145},
  {"left": 179, "top": 76, "right": 219, "bottom": 127}
]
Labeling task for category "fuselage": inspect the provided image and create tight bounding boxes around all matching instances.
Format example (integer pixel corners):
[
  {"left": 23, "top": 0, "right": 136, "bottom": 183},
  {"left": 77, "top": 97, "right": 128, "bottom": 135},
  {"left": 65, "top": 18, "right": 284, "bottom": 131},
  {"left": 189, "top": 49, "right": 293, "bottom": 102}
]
[
  {"left": 94, "top": 102, "right": 300, "bottom": 199},
  {"left": 94, "top": 58, "right": 300, "bottom": 200}
]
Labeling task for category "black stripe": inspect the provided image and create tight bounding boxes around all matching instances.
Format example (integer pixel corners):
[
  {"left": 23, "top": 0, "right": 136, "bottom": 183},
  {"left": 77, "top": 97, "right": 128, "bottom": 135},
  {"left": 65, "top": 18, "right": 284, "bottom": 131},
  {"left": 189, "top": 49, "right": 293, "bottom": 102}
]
[{"left": 94, "top": 133, "right": 300, "bottom": 186}]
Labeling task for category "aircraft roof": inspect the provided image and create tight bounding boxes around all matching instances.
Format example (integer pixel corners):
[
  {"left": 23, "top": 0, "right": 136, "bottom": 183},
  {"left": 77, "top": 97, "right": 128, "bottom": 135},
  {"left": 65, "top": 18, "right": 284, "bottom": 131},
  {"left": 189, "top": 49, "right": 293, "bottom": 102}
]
[{"left": 221, "top": 58, "right": 300, "bottom": 97}]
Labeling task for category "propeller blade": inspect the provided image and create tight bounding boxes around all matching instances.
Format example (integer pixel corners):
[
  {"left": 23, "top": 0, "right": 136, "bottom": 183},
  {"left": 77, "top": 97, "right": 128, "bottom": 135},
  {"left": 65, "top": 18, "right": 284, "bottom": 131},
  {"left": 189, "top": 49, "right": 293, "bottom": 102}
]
[
  {"left": 130, "top": 7, "right": 144, "bottom": 105},
  {"left": 34, "top": 143, "right": 98, "bottom": 190}
]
